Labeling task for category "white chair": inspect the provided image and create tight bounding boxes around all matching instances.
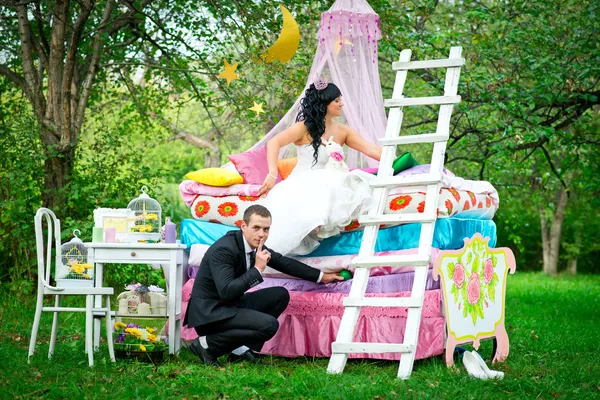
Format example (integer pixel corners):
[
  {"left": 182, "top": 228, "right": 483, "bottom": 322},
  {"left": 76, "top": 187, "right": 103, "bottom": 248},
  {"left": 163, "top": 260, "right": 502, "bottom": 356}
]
[{"left": 28, "top": 208, "right": 115, "bottom": 367}]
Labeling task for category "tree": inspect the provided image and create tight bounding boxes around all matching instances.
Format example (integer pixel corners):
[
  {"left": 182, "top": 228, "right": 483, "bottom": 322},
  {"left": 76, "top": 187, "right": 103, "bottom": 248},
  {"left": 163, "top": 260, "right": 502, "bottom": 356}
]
[
  {"left": 0, "top": 0, "right": 326, "bottom": 210},
  {"left": 375, "top": 0, "right": 600, "bottom": 274}
]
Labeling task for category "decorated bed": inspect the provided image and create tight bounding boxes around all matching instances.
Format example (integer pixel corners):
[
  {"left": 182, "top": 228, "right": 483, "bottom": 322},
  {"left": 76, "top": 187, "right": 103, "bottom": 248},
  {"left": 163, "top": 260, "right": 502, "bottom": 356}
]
[
  {"left": 174, "top": 0, "right": 515, "bottom": 369},
  {"left": 177, "top": 166, "right": 511, "bottom": 363}
]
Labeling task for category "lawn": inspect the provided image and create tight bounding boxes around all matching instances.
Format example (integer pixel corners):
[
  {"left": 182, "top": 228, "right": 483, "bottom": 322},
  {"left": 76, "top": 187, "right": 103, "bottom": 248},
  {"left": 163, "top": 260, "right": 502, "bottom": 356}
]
[{"left": 0, "top": 273, "right": 598, "bottom": 399}]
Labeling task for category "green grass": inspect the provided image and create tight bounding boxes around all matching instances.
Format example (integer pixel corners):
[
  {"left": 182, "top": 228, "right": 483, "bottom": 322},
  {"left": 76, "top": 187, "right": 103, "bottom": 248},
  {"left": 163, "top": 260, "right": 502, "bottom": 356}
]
[{"left": 1, "top": 273, "right": 599, "bottom": 399}]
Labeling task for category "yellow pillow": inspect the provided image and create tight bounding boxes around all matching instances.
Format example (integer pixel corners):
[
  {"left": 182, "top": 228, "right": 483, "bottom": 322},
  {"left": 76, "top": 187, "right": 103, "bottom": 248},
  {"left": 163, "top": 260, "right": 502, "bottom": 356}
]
[
  {"left": 277, "top": 157, "right": 298, "bottom": 180},
  {"left": 185, "top": 168, "right": 244, "bottom": 187}
]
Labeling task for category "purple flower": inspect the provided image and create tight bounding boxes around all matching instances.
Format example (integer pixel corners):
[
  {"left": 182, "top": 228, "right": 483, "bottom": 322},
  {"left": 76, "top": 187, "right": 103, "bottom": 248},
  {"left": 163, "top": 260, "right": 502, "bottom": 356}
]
[
  {"left": 126, "top": 323, "right": 140, "bottom": 329},
  {"left": 115, "top": 333, "right": 125, "bottom": 344}
]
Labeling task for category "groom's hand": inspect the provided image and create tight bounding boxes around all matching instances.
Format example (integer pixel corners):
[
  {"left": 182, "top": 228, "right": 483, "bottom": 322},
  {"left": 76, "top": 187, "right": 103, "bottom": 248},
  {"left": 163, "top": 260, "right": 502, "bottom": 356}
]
[
  {"left": 320, "top": 273, "right": 344, "bottom": 284},
  {"left": 254, "top": 239, "right": 271, "bottom": 272}
]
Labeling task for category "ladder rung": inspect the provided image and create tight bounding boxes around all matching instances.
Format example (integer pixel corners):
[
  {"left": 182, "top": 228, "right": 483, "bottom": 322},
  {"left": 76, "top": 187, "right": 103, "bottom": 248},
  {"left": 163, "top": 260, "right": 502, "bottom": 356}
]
[
  {"left": 358, "top": 213, "right": 436, "bottom": 226},
  {"left": 379, "top": 133, "right": 449, "bottom": 146},
  {"left": 351, "top": 254, "right": 430, "bottom": 268},
  {"left": 384, "top": 95, "right": 461, "bottom": 107},
  {"left": 370, "top": 174, "right": 442, "bottom": 188},
  {"left": 343, "top": 297, "right": 423, "bottom": 308},
  {"left": 392, "top": 58, "right": 465, "bottom": 70},
  {"left": 332, "top": 342, "right": 414, "bottom": 354}
]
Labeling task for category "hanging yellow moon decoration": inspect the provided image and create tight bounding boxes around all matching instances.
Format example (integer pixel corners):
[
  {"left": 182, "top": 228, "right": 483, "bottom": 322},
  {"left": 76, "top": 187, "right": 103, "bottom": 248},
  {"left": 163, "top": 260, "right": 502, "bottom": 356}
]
[{"left": 262, "top": 5, "right": 300, "bottom": 63}]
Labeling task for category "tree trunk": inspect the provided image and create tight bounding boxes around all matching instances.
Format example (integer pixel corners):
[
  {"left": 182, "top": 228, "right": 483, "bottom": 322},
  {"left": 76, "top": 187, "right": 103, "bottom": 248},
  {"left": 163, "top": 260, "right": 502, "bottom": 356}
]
[
  {"left": 567, "top": 224, "right": 582, "bottom": 274},
  {"left": 567, "top": 258, "right": 577, "bottom": 274},
  {"left": 539, "top": 187, "right": 569, "bottom": 275},
  {"left": 42, "top": 146, "right": 74, "bottom": 210}
]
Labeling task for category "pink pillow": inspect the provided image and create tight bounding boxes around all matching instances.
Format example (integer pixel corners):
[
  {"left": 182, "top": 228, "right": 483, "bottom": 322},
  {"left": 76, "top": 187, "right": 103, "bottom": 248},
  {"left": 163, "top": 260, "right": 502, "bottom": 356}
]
[{"left": 227, "top": 146, "right": 282, "bottom": 185}]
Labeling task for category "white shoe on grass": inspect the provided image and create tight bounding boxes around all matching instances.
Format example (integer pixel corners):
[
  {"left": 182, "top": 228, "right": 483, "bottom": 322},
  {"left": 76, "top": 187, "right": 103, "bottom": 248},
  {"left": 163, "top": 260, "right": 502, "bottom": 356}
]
[
  {"left": 462, "top": 351, "right": 488, "bottom": 379},
  {"left": 471, "top": 350, "right": 504, "bottom": 379}
]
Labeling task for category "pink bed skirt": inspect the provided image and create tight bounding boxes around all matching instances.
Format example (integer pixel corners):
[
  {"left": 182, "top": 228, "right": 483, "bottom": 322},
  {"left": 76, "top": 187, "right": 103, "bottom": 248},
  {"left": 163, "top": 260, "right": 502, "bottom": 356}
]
[{"left": 180, "top": 280, "right": 445, "bottom": 361}]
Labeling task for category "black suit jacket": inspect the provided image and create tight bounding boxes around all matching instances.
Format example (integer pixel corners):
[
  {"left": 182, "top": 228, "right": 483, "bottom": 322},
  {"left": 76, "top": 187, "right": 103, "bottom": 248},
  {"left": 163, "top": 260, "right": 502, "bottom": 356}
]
[{"left": 184, "top": 230, "right": 321, "bottom": 329}]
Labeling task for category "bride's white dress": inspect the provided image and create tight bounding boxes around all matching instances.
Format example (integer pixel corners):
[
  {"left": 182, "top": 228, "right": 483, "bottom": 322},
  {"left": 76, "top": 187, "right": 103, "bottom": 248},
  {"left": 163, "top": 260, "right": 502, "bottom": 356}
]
[{"left": 265, "top": 142, "right": 375, "bottom": 255}]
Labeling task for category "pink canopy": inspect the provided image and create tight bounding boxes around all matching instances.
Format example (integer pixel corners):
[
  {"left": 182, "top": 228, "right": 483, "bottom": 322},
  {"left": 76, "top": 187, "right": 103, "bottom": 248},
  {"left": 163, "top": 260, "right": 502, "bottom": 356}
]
[{"left": 229, "top": 0, "right": 387, "bottom": 169}]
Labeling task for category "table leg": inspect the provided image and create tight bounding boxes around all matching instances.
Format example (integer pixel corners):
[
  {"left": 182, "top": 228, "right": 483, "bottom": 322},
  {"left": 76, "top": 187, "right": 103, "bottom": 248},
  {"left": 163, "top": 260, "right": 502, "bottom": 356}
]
[
  {"left": 93, "top": 261, "right": 103, "bottom": 351},
  {"left": 175, "top": 255, "right": 183, "bottom": 354},
  {"left": 168, "top": 251, "right": 177, "bottom": 355}
]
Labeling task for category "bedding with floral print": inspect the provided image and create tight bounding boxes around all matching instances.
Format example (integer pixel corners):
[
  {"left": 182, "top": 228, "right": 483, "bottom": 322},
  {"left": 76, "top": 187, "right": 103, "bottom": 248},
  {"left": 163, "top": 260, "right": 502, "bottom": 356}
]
[
  {"left": 217, "top": 202, "right": 239, "bottom": 217},
  {"left": 389, "top": 195, "right": 412, "bottom": 211},
  {"left": 446, "top": 238, "right": 500, "bottom": 324}
]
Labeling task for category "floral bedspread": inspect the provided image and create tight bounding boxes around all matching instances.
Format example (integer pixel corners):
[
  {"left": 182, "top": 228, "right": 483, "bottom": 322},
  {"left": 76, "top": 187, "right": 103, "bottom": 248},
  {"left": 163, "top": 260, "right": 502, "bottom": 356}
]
[{"left": 189, "top": 188, "right": 498, "bottom": 232}]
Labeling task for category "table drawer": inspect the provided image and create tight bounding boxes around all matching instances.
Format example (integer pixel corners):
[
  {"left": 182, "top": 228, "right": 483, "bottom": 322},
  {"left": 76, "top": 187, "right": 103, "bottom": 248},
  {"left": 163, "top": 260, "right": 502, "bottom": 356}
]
[{"left": 93, "top": 249, "right": 171, "bottom": 262}]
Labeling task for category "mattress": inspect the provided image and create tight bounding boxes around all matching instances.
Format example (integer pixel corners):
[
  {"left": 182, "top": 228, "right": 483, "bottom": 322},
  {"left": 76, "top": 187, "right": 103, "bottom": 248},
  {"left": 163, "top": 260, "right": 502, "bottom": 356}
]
[
  {"left": 179, "top": 278, "right": 444, "bottom": 361},
  {"left": 188, "top": 187, "right": 497, "bottom": 231},
  {"left": 180, "top": 217, "right": 497, "bottom": 256}
]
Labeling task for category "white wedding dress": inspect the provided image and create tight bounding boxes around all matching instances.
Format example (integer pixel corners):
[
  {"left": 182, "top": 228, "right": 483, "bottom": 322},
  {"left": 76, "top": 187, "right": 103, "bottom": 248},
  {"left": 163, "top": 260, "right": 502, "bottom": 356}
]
[{"left": 265, "top": 142, "right": 375, "bottom": 255}]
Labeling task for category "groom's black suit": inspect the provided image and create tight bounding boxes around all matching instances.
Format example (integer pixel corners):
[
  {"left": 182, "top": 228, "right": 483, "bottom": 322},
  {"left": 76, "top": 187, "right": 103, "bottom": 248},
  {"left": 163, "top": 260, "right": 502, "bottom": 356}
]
[{"left": 184, "top": 230, "right": 321, "bottom": 357}]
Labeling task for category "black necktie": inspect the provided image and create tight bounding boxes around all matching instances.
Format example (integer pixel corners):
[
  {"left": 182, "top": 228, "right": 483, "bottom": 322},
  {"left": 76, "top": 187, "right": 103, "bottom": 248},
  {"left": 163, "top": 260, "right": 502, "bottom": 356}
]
[{"left": 249, "top": 250, "right": 256, "bottom": 269}]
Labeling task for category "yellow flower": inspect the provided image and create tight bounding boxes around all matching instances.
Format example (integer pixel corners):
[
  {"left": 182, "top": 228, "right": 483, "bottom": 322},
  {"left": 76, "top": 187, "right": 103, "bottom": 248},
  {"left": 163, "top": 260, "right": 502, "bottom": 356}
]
[
  {"left": 145, "top": 213, "right": 158, "bottom": 220},
  {"left": 125, "top": 328, "right": 143, "bottom": 338},
  {"left": 72, "top": 264, "right": 85, "bottom": 274},
  {"left": 139, "top": 344, "right": 147, "bottom": 352},
  {"left": 81, "top": 263, "right": 94, "bottom": 270},
  {"left": 82, "top": 274, "right": 90, "bottom": 279},
  {"left": 147, "top": 333, "right": 157, "bottom": 342},
  {"left": 115, "top": 322, "right": 127, "bottom": 329},
  {"left": 146, "top": 327, "right": 156, "bottom": 334}
]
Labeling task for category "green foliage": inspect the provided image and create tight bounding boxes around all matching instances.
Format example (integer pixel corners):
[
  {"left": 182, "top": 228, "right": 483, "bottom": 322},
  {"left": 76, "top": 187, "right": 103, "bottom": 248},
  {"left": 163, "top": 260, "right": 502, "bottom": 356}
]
[
  {"left": 1, "top": 0, "right": 598, "bottom": 285},
  {"left": 1, "top": 273, "right": 599, "bottom": 398}
]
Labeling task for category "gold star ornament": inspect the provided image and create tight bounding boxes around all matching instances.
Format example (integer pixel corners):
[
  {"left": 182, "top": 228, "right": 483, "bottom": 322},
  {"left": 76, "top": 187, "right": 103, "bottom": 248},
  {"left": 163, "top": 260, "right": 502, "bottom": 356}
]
[
  {"left": 218, "top": 59, "right": 240, "bottom": 86},
  {"left": 249, "top": 101, "right": 265, "bottom": 118}
]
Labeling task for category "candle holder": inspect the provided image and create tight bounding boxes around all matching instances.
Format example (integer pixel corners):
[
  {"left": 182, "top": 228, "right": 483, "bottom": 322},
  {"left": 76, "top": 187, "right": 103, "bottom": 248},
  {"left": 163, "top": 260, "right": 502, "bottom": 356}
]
[{"left": 116, "top": 282, "right": 167, "bottom": 316}]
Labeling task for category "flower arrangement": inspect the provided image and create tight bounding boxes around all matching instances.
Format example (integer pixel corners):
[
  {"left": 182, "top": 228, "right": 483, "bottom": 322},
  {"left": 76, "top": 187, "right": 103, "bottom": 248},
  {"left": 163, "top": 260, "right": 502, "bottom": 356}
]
[
  {"left": 113, "top": 322, "right": 166, "bottom": 354},
  {"left": 65, "top": 260, "right": 93, "bottom": 280},
  {"left": 129, "top": 212, "right": 160, "bottom": 233}
]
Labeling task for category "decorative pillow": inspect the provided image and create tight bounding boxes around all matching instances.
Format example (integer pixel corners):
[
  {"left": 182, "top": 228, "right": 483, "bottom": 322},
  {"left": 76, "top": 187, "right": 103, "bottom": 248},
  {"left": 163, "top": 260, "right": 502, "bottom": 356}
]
[
  {"left": 392, "top": 152, "right": 419, "bottom": 175},
  {"left": 277, "top": 157, "right": 298, "bottom": 180},
  {"left": 184, "top": 168, "right": 244, "bottom": 187},
  {"left": 227, "top": 146, "right": 282, "bottom": 184}
]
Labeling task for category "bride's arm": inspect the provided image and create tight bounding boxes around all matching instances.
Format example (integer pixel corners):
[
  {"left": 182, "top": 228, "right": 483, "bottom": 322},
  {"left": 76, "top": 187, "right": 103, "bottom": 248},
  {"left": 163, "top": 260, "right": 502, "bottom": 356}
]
[
  {"left": 258, "top": 122, "right": 308, "bottom": 197},
  {"left": 344, "top": 126, "right": 382, "bottom": 161}
]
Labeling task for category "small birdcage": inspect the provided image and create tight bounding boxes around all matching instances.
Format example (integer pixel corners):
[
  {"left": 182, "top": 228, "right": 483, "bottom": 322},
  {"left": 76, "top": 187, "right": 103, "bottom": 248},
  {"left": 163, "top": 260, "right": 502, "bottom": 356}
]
[
  {"left": 56, "top": 229, "right": 94, "bottom": 288},
  {"left": 127, "top": 186, "right": 162, "bottom": 243}
]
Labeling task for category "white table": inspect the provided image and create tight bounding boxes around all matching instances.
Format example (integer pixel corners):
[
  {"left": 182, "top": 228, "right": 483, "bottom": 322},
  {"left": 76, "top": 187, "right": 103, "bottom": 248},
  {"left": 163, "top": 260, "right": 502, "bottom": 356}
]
[{"left": 86, "top": 242, "right": 187, "bottom": 355}]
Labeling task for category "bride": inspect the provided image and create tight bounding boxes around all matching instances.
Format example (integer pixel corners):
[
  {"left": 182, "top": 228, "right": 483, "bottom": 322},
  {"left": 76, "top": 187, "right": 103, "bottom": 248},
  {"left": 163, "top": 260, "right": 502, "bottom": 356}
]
[{"left": 259, "top": 79, "right": 382, "bottom": 255}]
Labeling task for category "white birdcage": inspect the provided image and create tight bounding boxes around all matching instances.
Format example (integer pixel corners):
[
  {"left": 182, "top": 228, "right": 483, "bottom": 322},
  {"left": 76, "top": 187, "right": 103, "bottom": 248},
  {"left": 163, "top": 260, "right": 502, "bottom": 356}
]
[
  {"left": 127, "top": 186, "right": 162, "bottom": 243},
  {"left": 56, "top": 229, "right": 94, "bottom": 288}
]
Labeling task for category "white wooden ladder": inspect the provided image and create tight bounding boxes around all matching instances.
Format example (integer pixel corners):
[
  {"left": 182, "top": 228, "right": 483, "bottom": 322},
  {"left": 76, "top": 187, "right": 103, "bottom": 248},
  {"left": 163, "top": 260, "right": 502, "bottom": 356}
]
[{"left": 327, "top": 46, "right": 464, "bottom": 379}]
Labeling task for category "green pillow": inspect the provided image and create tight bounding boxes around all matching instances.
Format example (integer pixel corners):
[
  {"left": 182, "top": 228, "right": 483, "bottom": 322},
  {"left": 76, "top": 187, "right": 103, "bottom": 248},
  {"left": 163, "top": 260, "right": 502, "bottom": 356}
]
[{"left": 392, "top": 152, "right": 419, "bottom": 175}]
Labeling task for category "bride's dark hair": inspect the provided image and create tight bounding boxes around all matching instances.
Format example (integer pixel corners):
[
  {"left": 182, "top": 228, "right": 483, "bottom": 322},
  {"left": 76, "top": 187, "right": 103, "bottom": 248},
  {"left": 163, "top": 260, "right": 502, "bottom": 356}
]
[{"left": 296, "top": 82, "right": 342, "bottom": 166}]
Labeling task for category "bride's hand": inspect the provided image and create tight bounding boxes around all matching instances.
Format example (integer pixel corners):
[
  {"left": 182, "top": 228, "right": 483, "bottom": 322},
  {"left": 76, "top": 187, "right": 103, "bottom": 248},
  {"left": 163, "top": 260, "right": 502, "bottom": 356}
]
[{"left": 258, "top": 174, "right": 276, "bottom": 197}]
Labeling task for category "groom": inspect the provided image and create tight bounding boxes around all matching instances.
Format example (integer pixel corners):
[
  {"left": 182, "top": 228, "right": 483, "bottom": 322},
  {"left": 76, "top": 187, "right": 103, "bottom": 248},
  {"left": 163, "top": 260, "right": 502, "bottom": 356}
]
[{"left": 184, "top": 204, "right": 343, "bottom": 366}]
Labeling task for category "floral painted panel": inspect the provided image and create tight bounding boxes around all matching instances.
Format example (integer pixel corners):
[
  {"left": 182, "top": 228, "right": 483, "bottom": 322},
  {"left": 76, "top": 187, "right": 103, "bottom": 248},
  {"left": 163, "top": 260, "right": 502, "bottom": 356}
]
[{"left": 433, "top": 233, "right": 516, "bottom": 366}]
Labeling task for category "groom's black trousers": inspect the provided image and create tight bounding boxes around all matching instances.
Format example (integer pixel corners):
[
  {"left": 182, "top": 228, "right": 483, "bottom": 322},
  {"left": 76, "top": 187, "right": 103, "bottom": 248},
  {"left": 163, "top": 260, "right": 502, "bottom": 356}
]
[{"left": 194, "top": 286, "right": 290, "bottom": 357}]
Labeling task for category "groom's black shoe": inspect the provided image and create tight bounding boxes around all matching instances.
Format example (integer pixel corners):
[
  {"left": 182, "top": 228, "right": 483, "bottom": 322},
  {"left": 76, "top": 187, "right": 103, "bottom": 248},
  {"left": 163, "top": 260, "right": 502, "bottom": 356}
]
[
  {"left": 190, "top": 339, "right": 223, "bottom": 367},
  {"left": 228, "top": 349, "right": 263, "bottom": 364}
]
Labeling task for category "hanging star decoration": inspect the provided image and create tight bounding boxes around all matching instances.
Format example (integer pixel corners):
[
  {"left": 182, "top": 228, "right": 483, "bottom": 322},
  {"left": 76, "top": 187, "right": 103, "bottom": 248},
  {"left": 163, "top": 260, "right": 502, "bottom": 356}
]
[
  {"left": 249, "top": 101, "right": 265, "bottom": 118},
  {"left": 218, "top": 59, "right": 240, "bottom": 86}
]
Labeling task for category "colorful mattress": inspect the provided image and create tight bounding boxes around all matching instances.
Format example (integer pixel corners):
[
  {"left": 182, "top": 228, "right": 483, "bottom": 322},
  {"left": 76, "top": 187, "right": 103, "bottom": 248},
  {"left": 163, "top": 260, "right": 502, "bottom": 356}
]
[
  {"left": 187, "top": 188, "right": 497, "bottom": 231},
  {"left": 180, "top": 218, "right": 497, "bottom": 256}
]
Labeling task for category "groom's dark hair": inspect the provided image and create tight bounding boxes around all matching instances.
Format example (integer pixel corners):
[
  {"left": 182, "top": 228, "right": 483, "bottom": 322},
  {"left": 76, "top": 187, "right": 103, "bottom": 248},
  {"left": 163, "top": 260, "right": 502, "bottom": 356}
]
[{"left": 243, "top": 205, "right": 271, "bottom": 224}]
